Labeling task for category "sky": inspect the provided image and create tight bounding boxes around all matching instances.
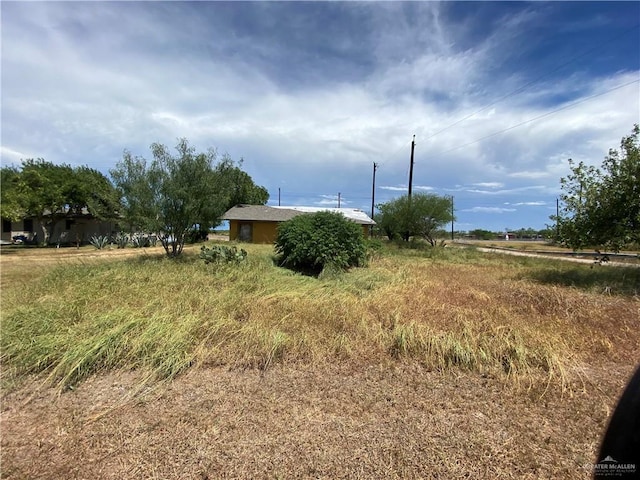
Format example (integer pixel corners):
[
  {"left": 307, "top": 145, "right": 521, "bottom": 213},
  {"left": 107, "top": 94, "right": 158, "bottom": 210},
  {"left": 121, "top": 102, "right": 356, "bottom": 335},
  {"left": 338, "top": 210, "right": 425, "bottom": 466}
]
[{"left": 2, "top": 1, "right": 639, "bottom": 233}]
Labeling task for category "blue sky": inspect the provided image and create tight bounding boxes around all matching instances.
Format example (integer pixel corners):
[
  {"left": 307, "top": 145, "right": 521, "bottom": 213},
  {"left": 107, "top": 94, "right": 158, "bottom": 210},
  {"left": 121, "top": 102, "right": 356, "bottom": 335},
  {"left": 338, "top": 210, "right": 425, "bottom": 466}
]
[{"left": 2, "top": 1, "right": 639, "bottom": 232}]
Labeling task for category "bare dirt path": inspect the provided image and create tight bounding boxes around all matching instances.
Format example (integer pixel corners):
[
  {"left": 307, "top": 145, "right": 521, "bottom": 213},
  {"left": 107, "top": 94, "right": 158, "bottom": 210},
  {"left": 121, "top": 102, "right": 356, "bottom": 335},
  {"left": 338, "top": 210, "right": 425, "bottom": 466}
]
[
  {"left": 1, "top": 362, "right": 633, "bottom": 480},
  {"left": 453, "top": 242, "right": 640, "bottom": 268},
  {"left": 474, "top": 246, "right": 639, "bottom": 266}
]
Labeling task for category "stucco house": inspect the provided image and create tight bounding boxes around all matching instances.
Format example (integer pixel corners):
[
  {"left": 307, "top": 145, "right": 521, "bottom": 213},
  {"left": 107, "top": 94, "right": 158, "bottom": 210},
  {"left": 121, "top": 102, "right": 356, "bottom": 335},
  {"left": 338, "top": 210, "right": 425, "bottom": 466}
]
[
  {"left": 222, "top": 204, "right": 376, "bottom": 243},
  {"left": 1, "top": 211, "right": 118, "bottom": 245}
]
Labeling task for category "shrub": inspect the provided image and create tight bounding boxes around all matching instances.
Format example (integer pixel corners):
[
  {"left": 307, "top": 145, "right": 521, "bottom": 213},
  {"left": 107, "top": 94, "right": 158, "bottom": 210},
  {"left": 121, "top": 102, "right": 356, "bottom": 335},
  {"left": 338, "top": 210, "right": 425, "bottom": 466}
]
[
  {"left": 275, "top": 211, "right": 367, "bottom": 273},
  {"left": 89, "top": 235, "right": 109, "bottom": 250},
  {"left": 114, "top": 232, "right": 129, "bottom": 249},
  {"left": 199, "top": 245, "right": 247, "bottom": 265},
  {"left": 365, "top": 237, "right": 384, "bottom": 260},
  {"left": 187, "top": 228, "right": 209, "bottom": 244},
  {"left": 132, "top": 235, "right": 152, "bottom": 248}
]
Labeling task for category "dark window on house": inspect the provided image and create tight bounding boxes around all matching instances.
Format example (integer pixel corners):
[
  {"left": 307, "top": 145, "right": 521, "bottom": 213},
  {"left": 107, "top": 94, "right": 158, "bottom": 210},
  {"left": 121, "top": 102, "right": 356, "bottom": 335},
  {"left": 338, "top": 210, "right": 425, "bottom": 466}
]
[
  {"left": 24, "top": 219, "right": 33, "bottom": 232},
  {"left": 239, "top": 223, "right": 253, "bottom": 242},
  {"left": 2, "top": 219, "right": 11, "bottom": 232},
  {"left": 66, "top": 219, "right": 73, "bottom": 230}
]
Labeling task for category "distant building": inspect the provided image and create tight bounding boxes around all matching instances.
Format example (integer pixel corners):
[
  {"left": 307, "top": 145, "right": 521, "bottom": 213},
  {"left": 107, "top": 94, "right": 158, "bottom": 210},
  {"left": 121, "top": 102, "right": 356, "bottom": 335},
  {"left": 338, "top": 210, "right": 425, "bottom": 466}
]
[
  {"left": 1, "top": 211, "right": 118, "bottom": 245},
  {"left": 222, "top": 204, "right": 376, "bottom": 243}
]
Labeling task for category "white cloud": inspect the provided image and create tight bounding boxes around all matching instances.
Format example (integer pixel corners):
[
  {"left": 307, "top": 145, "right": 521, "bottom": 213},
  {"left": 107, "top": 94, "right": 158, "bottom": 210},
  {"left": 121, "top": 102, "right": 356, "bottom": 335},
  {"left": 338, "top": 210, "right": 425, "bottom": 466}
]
[
  {"left": 0, "top": 146, "right": 34, "bottom": 166},
  {"left": 507, "top": 171, "right": 550, "bottom": 179},
  {"left": 472, "top": 182, "right": 504, "bottom": 188},
  {"left": 504, "top": 201, "right": 547, "bottom": 206},
  {"left": 462, "top": 207, "right": 517, "bottom": 214},
  {"left": 464, "top": 186, "right": 546, "bottom": 195}
]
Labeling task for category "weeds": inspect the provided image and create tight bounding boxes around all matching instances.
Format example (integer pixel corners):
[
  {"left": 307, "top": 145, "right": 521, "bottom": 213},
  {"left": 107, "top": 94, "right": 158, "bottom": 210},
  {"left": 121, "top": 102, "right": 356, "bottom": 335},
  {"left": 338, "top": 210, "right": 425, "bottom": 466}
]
[{"left": 1, "top": 241, "right": 638, "bottom": 391}]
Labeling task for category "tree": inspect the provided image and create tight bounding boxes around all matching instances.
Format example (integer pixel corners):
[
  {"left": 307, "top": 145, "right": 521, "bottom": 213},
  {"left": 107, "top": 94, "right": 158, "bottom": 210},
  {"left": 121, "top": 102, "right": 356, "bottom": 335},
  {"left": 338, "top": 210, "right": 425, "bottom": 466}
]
[
  {"left": 376, "top": 193, "right": 454, "bottom": 245},
  {"left": 275, "top": 211, "right": 366, "bottom": 274},
  {"left": 469, "top": 229, "right": 497, "bottom": 240},
  {"left": 108, "top": 150, "right": 156, "bottom": 235},
  {"left": 1, "top": 159, "right": 119, "bottom": 245},
  {"left": 226, "top": 162, "right": 270, "bottom": 207},
  {"left": 553, "top": 125, "right": 639, "bottom": 252},
  {"left": 69, "top": 166, "right": 121, "bottom": 220},
  {"left": 0, "top": 165, "right": 22, "bottom": 221},
  {"left": 110, "top": 139, "right": 268, "bottom": 257}
]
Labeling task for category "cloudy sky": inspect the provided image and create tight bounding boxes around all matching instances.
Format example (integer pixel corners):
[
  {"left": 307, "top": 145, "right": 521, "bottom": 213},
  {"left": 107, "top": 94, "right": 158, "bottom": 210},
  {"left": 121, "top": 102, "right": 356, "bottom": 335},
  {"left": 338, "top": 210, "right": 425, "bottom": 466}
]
[{"left": 2, "top": 1, "right": 639, "bottom": 232}]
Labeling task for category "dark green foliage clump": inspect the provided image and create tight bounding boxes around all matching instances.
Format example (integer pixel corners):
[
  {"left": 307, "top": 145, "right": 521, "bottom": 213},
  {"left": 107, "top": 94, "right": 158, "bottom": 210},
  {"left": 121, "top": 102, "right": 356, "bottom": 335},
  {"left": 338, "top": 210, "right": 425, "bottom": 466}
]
[
  {"left": 200, "top": 245, "right": 247, "bottom": 265},
  {"left": 187, "top": 228, "right": 209, "bottom": 244},
  {"left": 275, "top": 211, "right": 367, "bottom": 273},
  {"left": 553, "top": 124, "right": 639, "bottom": 252}
]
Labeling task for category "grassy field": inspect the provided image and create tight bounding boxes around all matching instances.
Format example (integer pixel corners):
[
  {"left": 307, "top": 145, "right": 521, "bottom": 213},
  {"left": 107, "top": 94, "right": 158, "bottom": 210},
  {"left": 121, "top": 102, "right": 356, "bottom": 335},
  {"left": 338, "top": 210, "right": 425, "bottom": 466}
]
[{"left": 1, "top": 241, "right": 639, "bottom": 478}]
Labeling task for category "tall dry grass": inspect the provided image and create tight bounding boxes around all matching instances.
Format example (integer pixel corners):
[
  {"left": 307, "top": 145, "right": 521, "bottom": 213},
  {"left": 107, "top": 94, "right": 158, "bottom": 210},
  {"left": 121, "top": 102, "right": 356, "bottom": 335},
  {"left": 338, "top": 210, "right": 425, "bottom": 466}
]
[{"left": 1, "top": 242, "right": 638, "bottom": 391}]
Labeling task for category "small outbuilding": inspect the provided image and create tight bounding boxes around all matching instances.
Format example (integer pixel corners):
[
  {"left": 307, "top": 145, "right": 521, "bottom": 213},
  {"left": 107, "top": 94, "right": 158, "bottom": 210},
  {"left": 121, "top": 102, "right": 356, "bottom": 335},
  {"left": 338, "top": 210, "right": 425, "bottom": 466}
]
[{"left": 222, "top": 204, "right": 376, "bottom": 244}]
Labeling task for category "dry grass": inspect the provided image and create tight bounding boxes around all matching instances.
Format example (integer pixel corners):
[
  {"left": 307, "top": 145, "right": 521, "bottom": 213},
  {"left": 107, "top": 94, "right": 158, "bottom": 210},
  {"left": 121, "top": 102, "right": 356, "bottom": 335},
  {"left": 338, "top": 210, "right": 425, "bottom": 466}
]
[
  {"left": 1, "top": 242, "right": 639, "bottom": 478},
  {"left": 1, "top": 363, "right": 636, "bottom": 479},
  {"left": 1, "top": 243, "right": 638, "bottom": 390}
]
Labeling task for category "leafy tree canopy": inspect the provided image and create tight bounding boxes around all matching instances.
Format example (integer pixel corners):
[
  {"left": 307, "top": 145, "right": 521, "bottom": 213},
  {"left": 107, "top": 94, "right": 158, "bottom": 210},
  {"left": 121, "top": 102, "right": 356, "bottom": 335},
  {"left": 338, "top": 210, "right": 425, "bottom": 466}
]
[
  {"left": 110, "top": 139, "right": 268, "bottom": 257},
  {"left": 468, "top": 229, "right": 497, "bottom": 240},
  {"left": 553, "top": 125, "right": 639, "bottom": 252},
  {"left": 376, "top": 193, "right": 454, "bottom": 245},
  {"left": 1, "top": 159, "right": 119, "bottom": 245}
]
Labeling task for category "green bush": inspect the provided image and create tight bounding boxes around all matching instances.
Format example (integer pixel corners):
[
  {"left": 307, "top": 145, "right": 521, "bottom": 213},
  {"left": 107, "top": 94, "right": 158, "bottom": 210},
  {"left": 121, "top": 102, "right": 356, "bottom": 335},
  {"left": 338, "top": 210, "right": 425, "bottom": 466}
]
[
  {"left": 275, "top": 211, "right": 367, "bottom": 273},
  {"left": 187, "top": 228, "right": 209, "bottom": 244},
  {"left": 199, "top": 245, "right": 247, "bottom": 265}
]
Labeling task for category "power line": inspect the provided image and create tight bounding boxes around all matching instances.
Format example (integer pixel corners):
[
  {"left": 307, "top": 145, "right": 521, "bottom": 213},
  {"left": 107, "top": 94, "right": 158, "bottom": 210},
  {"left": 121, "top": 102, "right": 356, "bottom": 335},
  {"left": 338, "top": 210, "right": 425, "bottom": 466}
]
[
  {"left": 438, "top": 78, "right": 639, "bottom": 156},
  {"left": 422, "top": 23, "right": 640, "bottom": 143}
]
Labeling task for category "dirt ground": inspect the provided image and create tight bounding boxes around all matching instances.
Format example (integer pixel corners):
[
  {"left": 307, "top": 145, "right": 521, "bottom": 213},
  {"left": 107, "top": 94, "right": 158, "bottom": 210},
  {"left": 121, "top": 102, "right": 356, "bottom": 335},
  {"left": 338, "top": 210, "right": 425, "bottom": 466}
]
[{"left": 1, "top": 361, "right": 635, "bottom": 479}]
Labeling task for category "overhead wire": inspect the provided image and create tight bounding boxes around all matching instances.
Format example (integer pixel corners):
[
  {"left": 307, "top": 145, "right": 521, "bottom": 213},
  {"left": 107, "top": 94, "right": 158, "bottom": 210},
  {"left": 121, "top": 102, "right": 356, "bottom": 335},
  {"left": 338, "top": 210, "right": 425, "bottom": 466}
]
[
  {"left": 437, "top": 78, "right": 639, "bottom": 156},
  {"left": 422, "top": 23, "right": 640, "bottom": 143}
]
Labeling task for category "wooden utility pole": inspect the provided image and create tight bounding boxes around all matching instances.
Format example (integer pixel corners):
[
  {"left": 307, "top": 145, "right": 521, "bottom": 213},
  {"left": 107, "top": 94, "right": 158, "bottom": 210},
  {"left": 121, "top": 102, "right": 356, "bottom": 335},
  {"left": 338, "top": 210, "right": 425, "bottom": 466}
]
[
  {"left": 556, "top": 198, "right": 560, "bottom": 238},
  {"left": 371, "top": 162, "right": 378, "bottom": 236},
  {"left": 450, "top": 196, "right": 454, "bottom": 241},
  {"left": 338, "top": 192, "right": 341, "bottom": 208},
  {"left": 371, "top": 162, "right": 378, "bottom": 220},
  {"left": 408, "top": 135, "right": 416, "bottom": 199},
  {"left": 278, "top": 188, "right": 281, "bottom": 206}
]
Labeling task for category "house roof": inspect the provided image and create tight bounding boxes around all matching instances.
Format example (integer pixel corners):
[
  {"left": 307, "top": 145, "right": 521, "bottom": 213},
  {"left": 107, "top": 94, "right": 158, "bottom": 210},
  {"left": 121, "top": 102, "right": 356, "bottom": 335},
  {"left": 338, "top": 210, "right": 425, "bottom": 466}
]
[{"left": 223, "top": 204, "right": 376, "bottom": 225}]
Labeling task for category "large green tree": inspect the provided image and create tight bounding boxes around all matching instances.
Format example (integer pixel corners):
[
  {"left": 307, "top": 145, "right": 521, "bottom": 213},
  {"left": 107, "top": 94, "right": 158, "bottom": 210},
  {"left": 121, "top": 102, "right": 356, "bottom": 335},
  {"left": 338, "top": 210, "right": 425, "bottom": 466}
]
[
  {"left": 110, "top": 139, "right": 268, "bottom": 257},
  {"left": 553, "top": 125, "right": 639, "bottom": 252},
  {"left": 1, "top": 159, "right": 119, "bottom": 245},
  {"left": 376, "top": 193, "right": 454, "bottom": 245},
  {"left": 226, "top": 161, "right": 270, "bottom": 207},
  {"left": 0, "top": 165, "right": 22, "bottom": 221}
]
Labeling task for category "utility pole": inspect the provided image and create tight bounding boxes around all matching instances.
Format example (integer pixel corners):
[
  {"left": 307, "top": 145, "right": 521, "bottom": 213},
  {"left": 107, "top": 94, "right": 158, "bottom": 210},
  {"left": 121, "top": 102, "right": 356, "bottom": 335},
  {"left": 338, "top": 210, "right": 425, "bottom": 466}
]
[
  {"left": 338, "top": 192, "right": 341, "bottom": 208},
  {"left": 450, "top": 195, "right": 454, "bottom": 241},
  {"left": 408, "top": 135, "right": 416, "bottom": 199},
  {"left": 371, "top": 162, "right": 378, "bottom": 220},
  {"left": 556, "top": 198, "right": 560, "bottom": 242},
  {"left": 278, "top": 188, "right": 281, "bottom": 206},
  {"left": 371, "top": 162, "right": 378, "bottom": 236}
]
